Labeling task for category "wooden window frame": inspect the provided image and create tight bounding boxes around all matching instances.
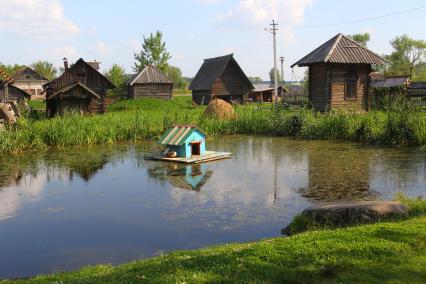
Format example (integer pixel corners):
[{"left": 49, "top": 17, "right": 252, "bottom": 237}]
[{"left": 344, "top": 67, "right": 357, "bottom": 100}]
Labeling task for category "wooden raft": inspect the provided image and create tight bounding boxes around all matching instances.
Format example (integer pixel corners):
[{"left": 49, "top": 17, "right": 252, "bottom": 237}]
[{"left": 146, "top": 151, "right": 231, "bottom": 164}]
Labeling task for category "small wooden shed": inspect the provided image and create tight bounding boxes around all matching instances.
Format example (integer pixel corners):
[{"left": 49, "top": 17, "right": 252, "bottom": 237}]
[
  {"left": 1, "top": 69, "right": 31, "bottom": 104},
  {"left": 127, "top": 65, "right": 173, "bottom": 100},
  {"left": 44, "top": 58, "right": 115, "bottom": 117},
  {"left": 189, "top": 54, "right": 254, "bottom": 105},
  {"left": 291, "top": 33, "right": 387, "bottom": 111},
  {"left": 158, "top": 125, "right": 207, "bottom": 158},
  {"left": 249, "top": 83, "right": 287, "bottom": 103}
]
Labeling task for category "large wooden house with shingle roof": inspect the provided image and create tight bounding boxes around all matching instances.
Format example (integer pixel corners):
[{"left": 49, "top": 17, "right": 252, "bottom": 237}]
[
  {"left": 127, "top": 65, "right": 173, "bottom": 100},
  {"left": 189, "top": 54, "right": 254, "bottom": 105},
  {"left": 44, "top": 58, "right": 115, "bottom": 117},
  {"left": 291, "top": 33, "right": 387, "bottom": 111}
]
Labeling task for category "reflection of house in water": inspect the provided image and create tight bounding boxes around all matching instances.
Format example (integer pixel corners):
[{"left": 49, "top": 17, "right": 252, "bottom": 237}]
[
  {"left": 66, "top": 155, "right": 109, "bottom": 182},
  {"left": 302, "top": 145, "right": 373, "bottom": 201},
  {"left": 0, "top": 165, "right": 23, "bottom": 188},
  {"left": 148, "top": 163, "right": 213, "bottom": 191}
]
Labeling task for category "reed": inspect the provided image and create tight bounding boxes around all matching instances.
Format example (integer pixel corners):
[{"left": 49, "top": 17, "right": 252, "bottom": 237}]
[{"left": 1, "top": 97, "right": 425, "bottom": 154}]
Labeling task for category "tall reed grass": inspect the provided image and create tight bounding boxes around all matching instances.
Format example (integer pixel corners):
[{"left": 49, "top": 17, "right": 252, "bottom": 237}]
[{"left": 1, "top": 97, "right": 425, "bottom": 154}]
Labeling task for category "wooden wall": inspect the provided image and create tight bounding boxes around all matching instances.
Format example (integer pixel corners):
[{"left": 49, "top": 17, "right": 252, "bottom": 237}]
[
  {"left": 192, "top": 90, "right": 212, "bottom": 105},
  {"left": 0, "top": 85, "right": 28, "bottom": 104},
  {"left": 129, "top": 83, "right": 172, "bottom": 100},
  {"left": 46, "top": 88, "right": 103, "bottom": 117},
  {"left": 308, "top": 63, "right": 371, "bottom": 111}
]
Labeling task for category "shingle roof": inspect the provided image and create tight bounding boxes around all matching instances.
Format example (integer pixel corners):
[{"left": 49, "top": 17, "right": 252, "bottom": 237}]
[
  {"left": 189, "top": 54, "right": 254, "bottom": 91},
  {"left": 371, "top": 76, "right": 410, "bottom": 88},
  {"left": 158, "top": 125, "right": 206, "bottom": 146},
  {"left": 46, "top": 82, "right": 102, "bottom": 100},
  {"left": 12, "top": 67, "right": 48, "bottom": 81},
  {"left": 291, "top": 33, "right": 387, "bottom": 67},
  {"left": 128, "top": 65, "right": 173, "bottom": 85}
]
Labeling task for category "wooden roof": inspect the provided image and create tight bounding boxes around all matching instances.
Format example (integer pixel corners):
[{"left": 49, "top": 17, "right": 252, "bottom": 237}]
[
  {"left": 158, "top": 125, "right": 206, "bottom": 146},
  {"left": 128, "top": 65, "right": 173, "bottom": 86},
  {"left": 291, "top": 33, "right": 387, "bottom": 67},
  {"left": 189, "top": 54, "right": 254, "bottom": 91},
  {"left": 371, "top": 76, "right": 410, "bottom": 88},
  {"left": 13, "top": 67, "right": 48, "bottom": 81},
  {"left": 46, "top": 82, "right": 102, "bottom": 100}
]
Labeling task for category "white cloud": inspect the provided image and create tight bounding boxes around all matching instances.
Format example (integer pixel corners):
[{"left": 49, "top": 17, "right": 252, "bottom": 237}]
[
  {"left": 95, "top": 42, "right": 110, "bottom": 54},
  {"left": 0, "top": 0, "right": 79, "bottom": 39},
  {"left": 47, "top": 46, "right": 79, "bottom": 61},
  {"left": 212, "top": 9, "right": 233, "bottom": 23}
]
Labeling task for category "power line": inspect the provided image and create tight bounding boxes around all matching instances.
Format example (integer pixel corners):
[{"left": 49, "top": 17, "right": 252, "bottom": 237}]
[{"left": 293, "top": 4, "right": 426, "bottom": 29}]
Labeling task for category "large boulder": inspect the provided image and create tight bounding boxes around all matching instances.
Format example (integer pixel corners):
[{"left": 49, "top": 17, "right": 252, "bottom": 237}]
[
  {"left": 203, "top": 99, "right": 237, "bottom": 120},
  {"left": 283, "top": 201, "right": 408, "bottom": 235}
]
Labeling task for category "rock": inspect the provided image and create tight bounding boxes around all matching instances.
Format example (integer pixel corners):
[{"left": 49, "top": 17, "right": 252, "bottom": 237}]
[
  {"left": 283, "top": 201, "right": 408, "bottom": 235},
  {"left": 203, "top": 99, "right": 237, "bottom": 120}
]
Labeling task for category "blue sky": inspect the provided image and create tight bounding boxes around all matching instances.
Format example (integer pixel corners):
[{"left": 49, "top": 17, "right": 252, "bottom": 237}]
[{"left": 1, "top": 0, "right": 426, "bottom": 80}]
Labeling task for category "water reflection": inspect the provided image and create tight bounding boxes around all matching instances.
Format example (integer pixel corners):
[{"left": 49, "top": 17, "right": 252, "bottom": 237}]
[
  {"left": 148, "top": 163, "right": 213, "bottom": 191},
  {"left": 0, "top": 137, "right": 425, "bottom": 279}
]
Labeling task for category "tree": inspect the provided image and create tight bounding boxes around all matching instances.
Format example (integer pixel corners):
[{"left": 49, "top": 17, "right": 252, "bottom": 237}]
[
  {"left": 385, "top": 34, "right": 426, "bottom": 80},
  {"left": 133, "top": 31, "right": 171, "bottom": 73},
  {"left": 104, "top": 64, "right": 128, "bottom": 97},
  {"left": 347, "top": 33, "right": 370, "bottom": 47},
  {"left": 249, "top": 76, "right": 263, "bottom": 84},
  {"left": 166, "top": 66, "right": 187, "bottom": 89},
  {"left": 0, "top": 62, "right": 25, "bottom": 77},
  {"left": 269, "top": 68, "right": 281, "bottom": 83},
  {"left": 31, "top": 61, "right": 57, "bottom": 80}
]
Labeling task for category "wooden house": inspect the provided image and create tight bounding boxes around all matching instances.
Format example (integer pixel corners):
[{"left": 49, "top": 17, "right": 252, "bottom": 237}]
[
  {"left": 407, "top": 82, "right": 426, "bottom": 106},
  {"left": 158, "top": 125, "right": 207, "bottom": 158},
  {"left": 12, "top": 67, "right": 49, "bottom": 99},
  {"left": 189, "top": 54, "right": 254, "bottom": 105},
  {"left": 127, "top": 65, "right": 173, "bottom": 100},
  {"left": 44, "top": 58, "right": 115, "bottom": 117},
  {"left": 0, "top": 69, "right": 31, "bottom": 104},
  {"left": 249, "top": 83, "right": 288, "bottom": 103},
  {"left": 291, "top": 33, "right": 387, "bottom": 111}
]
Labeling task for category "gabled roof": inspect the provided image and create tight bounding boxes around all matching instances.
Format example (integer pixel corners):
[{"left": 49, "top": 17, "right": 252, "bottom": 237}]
[
  {"left": 13, "top": 67, "right": 48, "bottom": 81},
  {"left": 46, "top": 82, "right": 102, "bottom": 100},
  {"left": 371, "top": 76, "right": 410, "bottom": 88},
  {"left": 189, "top": 54, "right": 254, "bottom": 91},
  {"left": 158, "top": 125, "right": 207, "bottom": 146},
  {"left": 291, "top": 33, "right": 387, "bottom": 67},
  {"left": 252, "top": 83, "right": 289, "bottom": 93},
  {"left": 128, "top": 65, "right": 173, "bottom": 85}
]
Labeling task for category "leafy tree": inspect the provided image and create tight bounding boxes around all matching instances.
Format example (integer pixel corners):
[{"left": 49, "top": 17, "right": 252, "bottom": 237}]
[
  {"left": 104, "top": 64, "right": 128, "bottom": 97},
  {"left": 133, "top": 31, "right": 171, "bottom": 73},
  {"left": 31, "top": 61, "right": 57, "bottom": 80},
  {"left": 166, "top": 66, "right": 187, "bottom": 89},
  {"left": 0, "top": 62, "right": 25, "bottom": 77},
  {"left": 385, "top": 34, "right": 426, "bottom": 80},
  {"left": 347, "top": 33, "right": 370, "bottom": 47},
  {"left": 269, "top": 68, "right": 281, "bottom": 83},
  {"left": 249, "top": 76, "right": 263, "bottom": 84}
]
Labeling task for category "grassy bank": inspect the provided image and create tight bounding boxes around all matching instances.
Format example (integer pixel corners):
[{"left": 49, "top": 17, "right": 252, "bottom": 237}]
[
  {"left": 3, "top": 197, "right": 426, "bottom": 283},
  {"left": 1, "top": 97, "right": 425, "bottom": 154}
]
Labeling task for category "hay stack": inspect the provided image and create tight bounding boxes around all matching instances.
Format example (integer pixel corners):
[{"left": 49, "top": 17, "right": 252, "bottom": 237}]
[
  {"left": 203, "top": 99, "right": 237, "bottom": 120},
  {"left": 0, "top": 103, "right": 18, "bottom": 125}
]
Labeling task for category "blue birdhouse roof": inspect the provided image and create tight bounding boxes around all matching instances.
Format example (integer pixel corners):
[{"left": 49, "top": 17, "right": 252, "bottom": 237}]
[{"left": 158, "top": 125, "right": 207, "bottom": 146}]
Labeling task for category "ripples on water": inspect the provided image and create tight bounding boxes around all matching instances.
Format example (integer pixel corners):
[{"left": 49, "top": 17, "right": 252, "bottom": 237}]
[{"left": 0, "top": 136, "right": 425, "bottom": 278}]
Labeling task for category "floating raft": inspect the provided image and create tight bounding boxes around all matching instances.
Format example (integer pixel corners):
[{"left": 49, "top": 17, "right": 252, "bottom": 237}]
[{"left": 147, "top": 151, "right": 231, "bottom": 164}]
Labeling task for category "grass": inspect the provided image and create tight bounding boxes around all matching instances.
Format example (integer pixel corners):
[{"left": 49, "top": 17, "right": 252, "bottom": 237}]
[
  {"left": 3, "top": 197, "right": 426, "bottom": 283},
  {"left": 1, "top": 96, "right": 425, "bottom": 154}
]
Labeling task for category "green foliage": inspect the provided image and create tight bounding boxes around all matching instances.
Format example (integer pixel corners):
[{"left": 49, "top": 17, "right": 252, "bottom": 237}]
[
  {"left": 347, "top": 32, "right": 371, "bottom": 47},
  {"left": 104, "top": 64, "right": 128, "bottom": 97},
  {"left": 30, "top": 61, "right": 57, "bottom": 80},
  {"left": 133, "top": 31, "right": 171, "bottom": 73},
  {"left": 269, "top": 67, "right": 281, "bottom": 83},
  {"left": 4, "top": 201, "right": 426, "bottom": 283},
  {"left": 385, "top": 34, "right": 426, "bottom": 80},
  {"left": 249, "top": 76, "right": 263, "bottom": 84},
  {"left": 166, "top": 65, "right": 187, "bottom": 89},
  {"left": 0, "top": 62, "right": 25, "bottom": 77}
]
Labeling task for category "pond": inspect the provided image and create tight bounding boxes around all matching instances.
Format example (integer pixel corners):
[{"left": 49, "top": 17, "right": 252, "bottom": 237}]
[{"left": 0, "top": 136, "right": 425, "bottom": 279}]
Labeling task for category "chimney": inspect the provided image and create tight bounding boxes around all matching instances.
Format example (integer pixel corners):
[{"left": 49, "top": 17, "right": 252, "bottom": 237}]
[{"left": 63, "top": 57, "right": 69, "bottom": 70}]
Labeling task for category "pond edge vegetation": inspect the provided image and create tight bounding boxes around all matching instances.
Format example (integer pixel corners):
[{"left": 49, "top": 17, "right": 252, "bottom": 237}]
[{"left": 1, "top": 96, "right": 425, "bottom": 155}]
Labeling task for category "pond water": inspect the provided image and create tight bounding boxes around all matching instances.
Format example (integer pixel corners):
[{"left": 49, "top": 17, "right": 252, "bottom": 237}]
[{"left": 0, "top": 136, "right": 425, "bottom": 279}]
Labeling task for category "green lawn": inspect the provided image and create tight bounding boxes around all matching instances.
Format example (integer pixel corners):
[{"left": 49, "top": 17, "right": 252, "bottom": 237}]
[{"left": 3, "top": 209, "right": 426, "bottom": 283}]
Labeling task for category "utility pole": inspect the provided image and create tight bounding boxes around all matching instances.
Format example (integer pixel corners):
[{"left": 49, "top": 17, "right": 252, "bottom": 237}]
[
  {"left": 266, "top": 20, "right": 279, "bottom": 109},
  {"left": 280, "top": 57, "right": 285, "bottom": 84}
]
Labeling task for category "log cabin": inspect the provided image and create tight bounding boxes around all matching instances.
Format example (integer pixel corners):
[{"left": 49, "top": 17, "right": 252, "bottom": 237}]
[
  {"left": 127, "top": 65, "right": 173, "bottom": 100},
  {"left": 44, "top": 58, "right": 115, "bottom": 117},
  {"left": 291, "top": 33, "right": 387, "bottom": 111},
  {"left": 189, "top": 54, "right": 254, "bottom": 105},
  {"left": 0, "top": 69, "right": 31, "bottom": 105}
]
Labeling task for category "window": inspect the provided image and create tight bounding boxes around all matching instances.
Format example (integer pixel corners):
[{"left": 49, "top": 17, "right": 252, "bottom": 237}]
[{"left": 345, "top": 67, "right": 357, "bottom": 99}]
